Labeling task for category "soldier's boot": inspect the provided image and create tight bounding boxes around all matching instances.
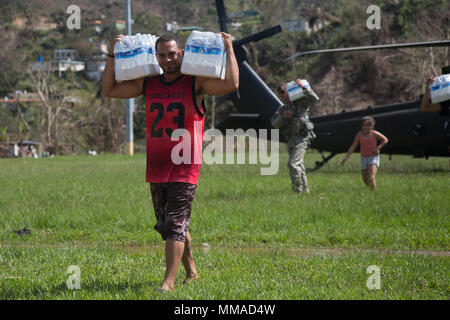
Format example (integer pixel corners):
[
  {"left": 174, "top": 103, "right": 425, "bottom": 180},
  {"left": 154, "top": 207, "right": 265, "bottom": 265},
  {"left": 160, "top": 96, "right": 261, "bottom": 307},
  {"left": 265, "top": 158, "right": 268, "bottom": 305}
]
[
  {"left": 291, "top": 177, "right": 307, "bottom": 193},
  {"left": 301, "top": 173, "right": 309, "bottom": 193}
]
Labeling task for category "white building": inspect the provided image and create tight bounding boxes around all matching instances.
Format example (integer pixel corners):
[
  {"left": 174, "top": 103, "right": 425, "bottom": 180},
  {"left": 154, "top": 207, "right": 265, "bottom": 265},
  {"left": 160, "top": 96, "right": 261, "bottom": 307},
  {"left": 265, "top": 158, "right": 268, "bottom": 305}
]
[
  {"left": 283, "top": 19, "right": 307, "bottom": 32},
  {"left": 166, "top": 21, "right": 179, "bottom": 32},
  {"left": 283, "top": 18, "right": 329, "bottom": 35},
  {"left": 31, "top": 60, "right": 85, "bottom": 76},
  {"left": 54, "top": 49, "right": 78, "bottom": 61}
]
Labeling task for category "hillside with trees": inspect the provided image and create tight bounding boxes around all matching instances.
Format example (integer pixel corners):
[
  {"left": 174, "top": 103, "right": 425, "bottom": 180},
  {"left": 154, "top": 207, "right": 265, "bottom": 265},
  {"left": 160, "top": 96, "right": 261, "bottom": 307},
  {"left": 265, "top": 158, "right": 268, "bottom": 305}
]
[{"left": 0, "top": 0, "right": 448, "bottom": 154}]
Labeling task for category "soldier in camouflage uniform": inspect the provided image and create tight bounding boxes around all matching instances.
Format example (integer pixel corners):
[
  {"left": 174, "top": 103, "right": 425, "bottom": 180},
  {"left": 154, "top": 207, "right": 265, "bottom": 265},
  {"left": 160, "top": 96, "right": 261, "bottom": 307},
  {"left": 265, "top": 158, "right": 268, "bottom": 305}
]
[{"left": 271, "top": 79, "right": 319, "bottom": 193}]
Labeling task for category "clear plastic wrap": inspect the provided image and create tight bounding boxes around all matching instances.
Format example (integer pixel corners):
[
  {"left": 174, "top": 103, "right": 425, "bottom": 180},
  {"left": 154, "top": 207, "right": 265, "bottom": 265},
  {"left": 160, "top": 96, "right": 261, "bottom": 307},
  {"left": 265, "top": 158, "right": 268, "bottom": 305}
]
[
  {"left": 114, "top": 33, "right": 162, "bottom": 81},
  {"left": 430, "top": 74, "right": 450, "bottom": 104},
  {"left": 181, "top": 31, "right": 226, "bottom": 79},
  {"left": 286, "top": 79, "right": 311, "bottom": 102}
]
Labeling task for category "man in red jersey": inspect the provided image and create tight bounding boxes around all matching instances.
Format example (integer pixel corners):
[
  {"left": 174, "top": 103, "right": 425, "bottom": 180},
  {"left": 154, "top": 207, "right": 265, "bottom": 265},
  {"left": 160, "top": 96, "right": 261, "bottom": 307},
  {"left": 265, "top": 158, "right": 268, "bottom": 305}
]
[{"left": 102, "top": 33, "right": 239, "bottom": 292}]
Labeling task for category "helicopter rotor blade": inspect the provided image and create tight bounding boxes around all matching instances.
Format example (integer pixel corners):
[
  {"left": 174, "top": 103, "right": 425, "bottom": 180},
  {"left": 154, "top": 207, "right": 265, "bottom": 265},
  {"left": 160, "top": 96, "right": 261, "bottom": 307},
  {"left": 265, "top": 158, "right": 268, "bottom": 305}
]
[
  {"left": 233, "top": 25, "right": 282, "bottom": 47},
  {"left": 215, "top": 0, "right": 228, "bottom": 33},
  {"left": 284, "top": 40, "right": 450, "bottom": 62}
]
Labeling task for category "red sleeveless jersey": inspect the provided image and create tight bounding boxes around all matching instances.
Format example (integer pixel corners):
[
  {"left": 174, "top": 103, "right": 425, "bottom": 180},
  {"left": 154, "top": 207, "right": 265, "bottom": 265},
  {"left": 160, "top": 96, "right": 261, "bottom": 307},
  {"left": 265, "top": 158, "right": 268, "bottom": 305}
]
[{"left": 143, "top": 75, "right": 205, "bottom": 184}]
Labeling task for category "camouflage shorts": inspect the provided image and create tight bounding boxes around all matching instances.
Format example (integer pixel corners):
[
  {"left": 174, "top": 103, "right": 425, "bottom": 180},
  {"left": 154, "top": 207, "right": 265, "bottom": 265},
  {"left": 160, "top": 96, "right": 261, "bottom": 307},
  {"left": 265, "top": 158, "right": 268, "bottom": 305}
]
[{"left": 150, "top": 182, "right": 197, "bottom": 242}]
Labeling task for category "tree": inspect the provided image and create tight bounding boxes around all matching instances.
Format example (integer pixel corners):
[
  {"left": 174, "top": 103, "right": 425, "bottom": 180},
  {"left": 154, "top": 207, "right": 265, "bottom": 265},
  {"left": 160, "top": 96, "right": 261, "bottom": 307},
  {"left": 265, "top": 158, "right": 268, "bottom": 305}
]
[{"left": 29, "top": 69, "right": 74, "bottom": 152}]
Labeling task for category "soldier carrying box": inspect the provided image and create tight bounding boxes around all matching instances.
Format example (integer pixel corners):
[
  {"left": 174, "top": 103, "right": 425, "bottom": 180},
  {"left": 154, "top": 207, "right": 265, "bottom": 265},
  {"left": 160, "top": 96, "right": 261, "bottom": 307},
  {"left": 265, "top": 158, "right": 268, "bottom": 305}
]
[{"left": 271, "top": 78, "right": 319, "bottom": 193}]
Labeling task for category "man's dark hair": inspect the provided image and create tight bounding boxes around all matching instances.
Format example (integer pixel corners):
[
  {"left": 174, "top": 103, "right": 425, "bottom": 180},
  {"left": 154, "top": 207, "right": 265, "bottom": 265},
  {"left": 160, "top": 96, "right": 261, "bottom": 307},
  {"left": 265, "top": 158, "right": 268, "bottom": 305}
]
[
  {"left": 441, "top": 65, "right": 450, "bottom": 75},
  {"left": 155, "top": 34, "right": 183, "bottom": 52}
]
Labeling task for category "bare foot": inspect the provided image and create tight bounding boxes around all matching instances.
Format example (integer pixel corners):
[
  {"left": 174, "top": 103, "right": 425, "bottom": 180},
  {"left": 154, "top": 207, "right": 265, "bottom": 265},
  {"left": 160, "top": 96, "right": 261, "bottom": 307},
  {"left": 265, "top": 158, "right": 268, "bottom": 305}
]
[
  {"left": 183, "top": 273, "right": 199, "bottom": 285},
  {"left": 159, "top": 281, "right": 174, "bottom": 292}
]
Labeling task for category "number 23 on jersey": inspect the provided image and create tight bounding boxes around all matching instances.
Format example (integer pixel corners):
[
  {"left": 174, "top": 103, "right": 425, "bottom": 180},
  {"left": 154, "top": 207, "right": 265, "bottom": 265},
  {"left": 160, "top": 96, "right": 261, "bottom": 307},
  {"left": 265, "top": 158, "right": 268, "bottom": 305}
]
[{"left": 149, "top": 102, "right": 185, "bottom": 138}]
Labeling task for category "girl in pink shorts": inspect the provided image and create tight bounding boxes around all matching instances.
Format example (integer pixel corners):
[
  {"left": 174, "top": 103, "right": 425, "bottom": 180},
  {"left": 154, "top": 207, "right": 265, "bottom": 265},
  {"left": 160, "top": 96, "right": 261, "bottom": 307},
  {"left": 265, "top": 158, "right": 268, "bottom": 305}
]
[{"left": 341, "top": 116, "right": 389, "bottom": 191}]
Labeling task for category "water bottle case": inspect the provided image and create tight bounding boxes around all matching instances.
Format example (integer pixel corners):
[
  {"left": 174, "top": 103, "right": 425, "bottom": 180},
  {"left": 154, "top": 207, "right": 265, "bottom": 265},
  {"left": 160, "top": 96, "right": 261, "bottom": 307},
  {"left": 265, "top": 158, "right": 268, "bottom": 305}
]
[
  {"left": 430, "top": 74, "right": 450, "bottom": 104},
  {"left": 181, "top": 30, "right": 227, "bottom": 79},
  {"left": 286, "top": 80, "right": 310, "bottom": 102},
  {"left": 114, "top": 33, "right": 162, "bottom": 81}
]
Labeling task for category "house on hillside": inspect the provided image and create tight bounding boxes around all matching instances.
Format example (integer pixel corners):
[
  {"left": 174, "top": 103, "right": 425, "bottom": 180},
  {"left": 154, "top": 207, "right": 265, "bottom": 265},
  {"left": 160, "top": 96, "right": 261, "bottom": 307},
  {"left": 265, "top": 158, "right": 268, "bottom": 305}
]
[
  {"left": 0, "top": 90, "right": 80, "bottom": 110},
  {"left": 32, "top": 49, "right": 85, "bottom": 76},
  {"left": 0, "top": 91, "right": 40, "bottom": 120},
  {"left": 92, "top": 20, "right": 103, "bottom": 33},
  {"left": 12, "top": 16, "right": 56, "bottom": 31},
  {"left": 166, "top": 21, "right": 204, "bottom": 34},
  {"left": 283, "top": 17, "right": 330, "bottom": 35},
  {"left": 227, "top": 9, "right": 259, "bottom": 22},
  {"left": 90, "top": 18, "right": 126, "bottom": 33},
  {"left": 0, "top": 91, "right": 40, "bottom": 103},
  {"left": 115, "top": 20, "right": 126, "bottom": 31},
  {"left": 166, "top": 21, "right": 179, "bottom": 32},
  {"left": 52, "top": 60, "right": 85, "bottom": 76},
  {"left": 283, "top": 19, "right": 307, "bottom": 32},
  {"left": 54, "top": 49, "right": 79, "bottom": 61}
]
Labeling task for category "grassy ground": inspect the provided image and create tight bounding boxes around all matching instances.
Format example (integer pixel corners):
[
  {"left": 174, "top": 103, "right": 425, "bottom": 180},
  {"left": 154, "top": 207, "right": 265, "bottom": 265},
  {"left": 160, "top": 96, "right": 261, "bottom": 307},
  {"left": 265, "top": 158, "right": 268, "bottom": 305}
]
[{"left": 0, "top": 151, "right": 448, "bottom": 299}]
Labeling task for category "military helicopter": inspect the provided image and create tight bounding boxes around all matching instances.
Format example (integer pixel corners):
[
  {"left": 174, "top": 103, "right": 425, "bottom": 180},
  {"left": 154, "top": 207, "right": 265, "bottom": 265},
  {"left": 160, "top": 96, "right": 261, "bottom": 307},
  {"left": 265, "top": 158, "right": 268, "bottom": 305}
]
[
  {"left": 284, "top": 44, "right": 450, "bottom": 170},
  {"left": 212, "top": 0, "right": 449, "bottom": 170}
]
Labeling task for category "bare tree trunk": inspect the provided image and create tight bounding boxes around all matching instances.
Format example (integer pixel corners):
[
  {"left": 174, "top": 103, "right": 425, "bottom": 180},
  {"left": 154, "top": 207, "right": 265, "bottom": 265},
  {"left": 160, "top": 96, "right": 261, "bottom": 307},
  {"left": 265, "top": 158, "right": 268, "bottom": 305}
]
[{"left": 15, "top": 102, "right": 31, "bottom": 135}]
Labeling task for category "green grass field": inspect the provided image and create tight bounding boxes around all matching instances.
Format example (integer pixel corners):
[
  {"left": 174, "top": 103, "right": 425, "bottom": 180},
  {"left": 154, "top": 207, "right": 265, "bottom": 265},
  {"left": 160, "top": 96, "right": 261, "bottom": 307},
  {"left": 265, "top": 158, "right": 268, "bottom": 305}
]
[{"left": 0, "top": 151, "right": 448, "bottom": 299}]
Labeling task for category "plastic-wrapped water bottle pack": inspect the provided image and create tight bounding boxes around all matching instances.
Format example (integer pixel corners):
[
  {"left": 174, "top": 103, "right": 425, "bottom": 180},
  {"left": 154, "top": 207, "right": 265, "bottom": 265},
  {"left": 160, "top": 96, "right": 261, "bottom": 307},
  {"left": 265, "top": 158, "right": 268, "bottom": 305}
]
[
  {"left": 114, "top": 33, "right": 162, "bottom": 81},
  {"left": 181, "top": 31, "right": 226, "bottom": 79},
  {"left": 430, "top": 74, "right": 450, "bottom": 104},
  {"left": 286, "top": 79, "right": 311, "bottom": 102}
]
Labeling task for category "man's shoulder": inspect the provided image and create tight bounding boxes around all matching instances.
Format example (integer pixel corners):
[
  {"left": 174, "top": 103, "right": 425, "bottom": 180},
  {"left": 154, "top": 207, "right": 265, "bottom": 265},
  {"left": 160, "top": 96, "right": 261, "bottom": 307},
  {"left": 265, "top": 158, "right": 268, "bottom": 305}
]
[
  {"left": 194, "top": 75, "right": 210, "bottom": 85},
  {"left": 194, "top": 76, "right": 212, "bottom": 93}
]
